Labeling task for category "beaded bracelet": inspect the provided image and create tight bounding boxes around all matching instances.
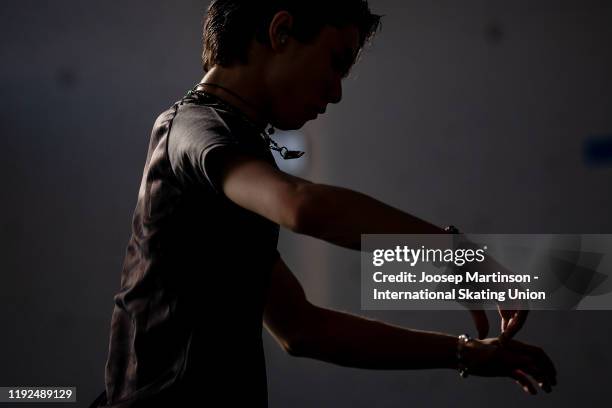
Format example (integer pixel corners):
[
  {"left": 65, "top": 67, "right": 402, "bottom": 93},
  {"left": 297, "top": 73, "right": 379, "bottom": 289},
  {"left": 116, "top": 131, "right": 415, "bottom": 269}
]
[{"left": 457, "top": 333, "right": 471, "bottom": 378}]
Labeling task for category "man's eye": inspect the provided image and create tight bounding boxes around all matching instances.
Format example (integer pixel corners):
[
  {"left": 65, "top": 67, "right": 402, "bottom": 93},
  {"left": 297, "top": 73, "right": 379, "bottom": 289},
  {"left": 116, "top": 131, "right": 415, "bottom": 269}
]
[
  {"left": 331, "top": 55, "right": 342, "bottom": 71},
  {"left": 332, "top": 54, "right": 350, "bottom": 78}
]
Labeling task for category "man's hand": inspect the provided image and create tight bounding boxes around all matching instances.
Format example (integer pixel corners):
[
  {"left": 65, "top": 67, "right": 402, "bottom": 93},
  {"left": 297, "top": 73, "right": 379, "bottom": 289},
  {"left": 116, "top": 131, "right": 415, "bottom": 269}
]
[
  {"left": 463, "top": 337, "right": 557, "bottom": 395},
  {"left": 456, "top": 240, "right": 529, "bottom": 341},
  {"left": 498, "top": 308, "right": 529, "bottom": 343},
  {"left": 468, "top": 308, "right": 529, "bottom": 341}
]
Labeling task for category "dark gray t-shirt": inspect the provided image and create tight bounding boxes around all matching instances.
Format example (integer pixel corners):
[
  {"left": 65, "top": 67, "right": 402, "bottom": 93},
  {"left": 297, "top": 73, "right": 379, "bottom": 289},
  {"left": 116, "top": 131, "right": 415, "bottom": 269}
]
[{"left": 97, "top": 90, "right": 280, "bottom": 407}]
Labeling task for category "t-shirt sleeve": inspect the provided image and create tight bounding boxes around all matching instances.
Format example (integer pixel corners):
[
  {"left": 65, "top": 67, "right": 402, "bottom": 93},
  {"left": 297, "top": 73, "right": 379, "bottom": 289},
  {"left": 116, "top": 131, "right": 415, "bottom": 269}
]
[{"left": 168, "top": 105, "right": 250, "bottom": 195}]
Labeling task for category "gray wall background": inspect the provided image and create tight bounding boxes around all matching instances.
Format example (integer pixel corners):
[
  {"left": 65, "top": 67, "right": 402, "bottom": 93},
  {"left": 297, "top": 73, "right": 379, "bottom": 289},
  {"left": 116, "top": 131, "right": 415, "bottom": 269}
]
[{"left": 1, "top": 0, "right": 610, "bottom": 406}]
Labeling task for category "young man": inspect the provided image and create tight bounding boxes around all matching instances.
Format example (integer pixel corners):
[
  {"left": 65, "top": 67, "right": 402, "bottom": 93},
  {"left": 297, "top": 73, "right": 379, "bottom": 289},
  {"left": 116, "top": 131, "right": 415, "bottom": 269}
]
[{"left": 91, "top": 1, "right": 556, "bottom": 406}]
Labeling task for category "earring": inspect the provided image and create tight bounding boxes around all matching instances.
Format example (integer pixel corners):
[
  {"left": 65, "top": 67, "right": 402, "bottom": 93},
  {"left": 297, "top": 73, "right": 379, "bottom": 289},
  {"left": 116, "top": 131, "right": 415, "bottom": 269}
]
[{"left": 278, "top": 26, "right": 291, "bottom": 45}]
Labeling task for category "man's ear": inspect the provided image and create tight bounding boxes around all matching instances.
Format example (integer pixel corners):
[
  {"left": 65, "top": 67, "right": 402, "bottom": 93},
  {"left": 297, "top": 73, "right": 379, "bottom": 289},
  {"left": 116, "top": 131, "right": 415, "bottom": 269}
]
[{"left": 268, "top": 10, "right": 294, "bottom": 51}]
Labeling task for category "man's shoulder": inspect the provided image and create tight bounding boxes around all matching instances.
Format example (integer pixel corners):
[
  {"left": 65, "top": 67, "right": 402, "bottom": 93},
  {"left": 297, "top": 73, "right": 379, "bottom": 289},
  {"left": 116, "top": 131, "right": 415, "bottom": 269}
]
[{"left": 151, "top": 100, "right": 228, "bottom": 135}]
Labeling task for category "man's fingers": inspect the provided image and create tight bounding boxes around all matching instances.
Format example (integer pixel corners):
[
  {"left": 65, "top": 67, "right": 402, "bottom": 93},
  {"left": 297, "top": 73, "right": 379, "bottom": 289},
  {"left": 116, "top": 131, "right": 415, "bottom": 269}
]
[
  {"left": 524, "top": 344, "right": 557, "bottom": 386},
  {"left": 507, "top": 342, "right": 557, "bottom": 390},
  {"left": 500, "top": 310, "right": 529, "bottom": 342},
  {"left": 469, "top": 309, "right": 489, "bottom": 339},
  {"left": 501, "top": 316, "right": 509, "bottom": 333},
  {"left": 520, "top": 364, "right": 553, "bottom": 393},
  {"left": 510, "top": 369, "right": 537, "bottom": 395},
  {"left": 510, "top": 310, "right": 529, "bottom": 333},
  {"left": 504, "top": 340, "right": 558, "bottom": 386}
]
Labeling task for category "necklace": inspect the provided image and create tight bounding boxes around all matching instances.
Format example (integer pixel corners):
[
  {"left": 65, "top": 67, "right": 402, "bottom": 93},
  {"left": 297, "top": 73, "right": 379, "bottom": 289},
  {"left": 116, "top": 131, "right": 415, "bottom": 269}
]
[{"left": 185, "top": 82, "right": 304, "bottom": 160}]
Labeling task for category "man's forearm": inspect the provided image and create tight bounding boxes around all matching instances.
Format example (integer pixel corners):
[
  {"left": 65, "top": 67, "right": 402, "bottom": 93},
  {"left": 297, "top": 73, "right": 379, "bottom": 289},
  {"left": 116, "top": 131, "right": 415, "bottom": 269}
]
[
  {"left": 292, "top": 305, "right": 459, "bottom": 370},
  {"left": 296, "top": 183, "right": 445, "bottom": 250}
]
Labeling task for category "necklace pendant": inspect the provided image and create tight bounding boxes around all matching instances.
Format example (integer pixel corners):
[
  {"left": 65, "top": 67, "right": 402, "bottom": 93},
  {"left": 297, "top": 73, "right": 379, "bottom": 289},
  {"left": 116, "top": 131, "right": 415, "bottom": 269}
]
[{"left": 279, "top": 147, "right": 305, "bottom": 159}]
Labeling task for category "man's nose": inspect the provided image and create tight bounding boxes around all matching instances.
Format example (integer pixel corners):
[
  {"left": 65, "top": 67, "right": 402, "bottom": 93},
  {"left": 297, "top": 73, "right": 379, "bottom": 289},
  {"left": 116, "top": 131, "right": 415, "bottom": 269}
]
[{"left": 328, "top": 78, "right": 342, "bottom": 104}]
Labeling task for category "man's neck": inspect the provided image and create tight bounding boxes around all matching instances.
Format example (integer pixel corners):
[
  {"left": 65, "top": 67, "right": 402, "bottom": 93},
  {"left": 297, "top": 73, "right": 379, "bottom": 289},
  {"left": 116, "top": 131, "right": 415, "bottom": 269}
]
[{"left": 198, "top": 66, "right": 271, "bottom": 129}]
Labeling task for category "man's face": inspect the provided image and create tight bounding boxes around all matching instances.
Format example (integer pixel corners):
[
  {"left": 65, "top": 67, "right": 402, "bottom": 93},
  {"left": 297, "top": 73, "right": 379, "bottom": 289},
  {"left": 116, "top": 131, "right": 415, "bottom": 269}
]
[{"left": 266, "top": 24, "right": 361, "bottom": 130}]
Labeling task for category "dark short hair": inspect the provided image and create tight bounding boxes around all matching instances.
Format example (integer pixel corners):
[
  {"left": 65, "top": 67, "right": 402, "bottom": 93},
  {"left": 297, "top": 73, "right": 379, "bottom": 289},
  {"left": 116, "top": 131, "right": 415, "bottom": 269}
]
[{"left": 202, "top": 0, "right": 382, "bottom": 71}]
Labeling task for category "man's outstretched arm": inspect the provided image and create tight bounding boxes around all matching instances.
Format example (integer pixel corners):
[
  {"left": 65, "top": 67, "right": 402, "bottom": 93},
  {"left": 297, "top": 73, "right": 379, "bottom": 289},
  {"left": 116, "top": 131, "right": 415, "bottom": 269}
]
[
  {"left": 212, "top": 150, "right": 443, "bottom": 251},
  {"left": 263, "top": 255, "right": 557, "bottom": 393},
  {"left": 263, "top": 255, "right": 458, "bottom": 370}
]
